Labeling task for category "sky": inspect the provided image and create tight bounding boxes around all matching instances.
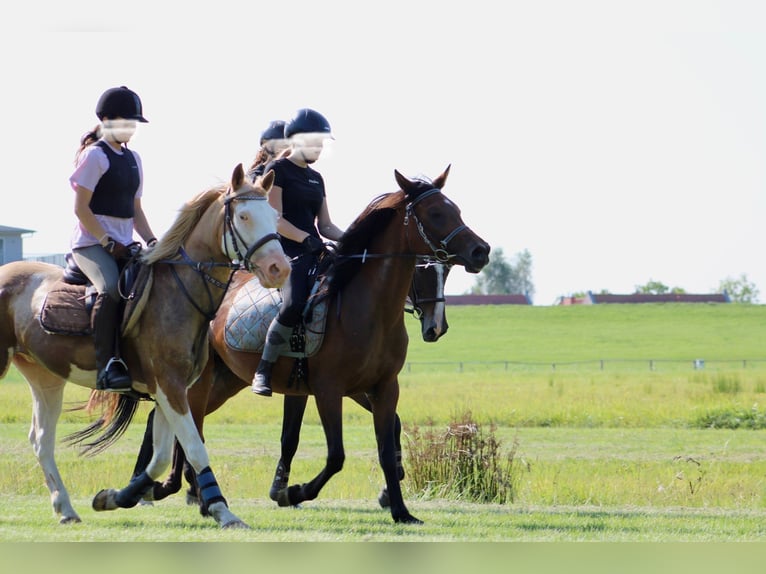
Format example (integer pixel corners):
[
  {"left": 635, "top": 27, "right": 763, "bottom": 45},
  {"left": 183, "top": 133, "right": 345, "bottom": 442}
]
[{"left": 2, "top": 1, "right": 764, "bottom": 305}]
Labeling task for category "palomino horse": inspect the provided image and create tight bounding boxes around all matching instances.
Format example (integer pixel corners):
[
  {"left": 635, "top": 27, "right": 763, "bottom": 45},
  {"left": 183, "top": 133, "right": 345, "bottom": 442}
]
[
  {"left": 0, "top": 164, "right": 290, "bottom": 527},
  {"left": 130, "top": 261, "right": 453, "bottom": 511},
  {"left": 204, "top": 165, "right": 488, "bottom": 523}
]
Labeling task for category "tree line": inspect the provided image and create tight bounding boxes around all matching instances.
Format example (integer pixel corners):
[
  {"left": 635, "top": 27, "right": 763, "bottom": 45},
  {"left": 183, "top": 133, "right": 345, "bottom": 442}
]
[{"left": 470, "top": 250, "right": 760, "bottom": 304}]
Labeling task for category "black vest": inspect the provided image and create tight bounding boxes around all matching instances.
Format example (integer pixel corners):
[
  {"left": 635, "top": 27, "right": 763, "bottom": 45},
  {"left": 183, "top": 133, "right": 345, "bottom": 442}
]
[{"left": 89, "top": 141, "right": 139, "bottom": 218}]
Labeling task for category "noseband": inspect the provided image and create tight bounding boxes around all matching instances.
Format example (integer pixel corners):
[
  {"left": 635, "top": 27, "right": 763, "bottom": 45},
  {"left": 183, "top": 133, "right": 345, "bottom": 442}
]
[
  {"left": 405, "top": 188, "right": 468, "bottom": 263},
  {"left": 223, "top": 191, "right": 281, "bottom": 273}
]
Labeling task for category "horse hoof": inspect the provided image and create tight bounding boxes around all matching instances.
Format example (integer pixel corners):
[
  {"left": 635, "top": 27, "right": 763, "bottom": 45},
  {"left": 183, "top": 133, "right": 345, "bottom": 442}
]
[
  {"left": 222, "top": 519, "right": 251, "bottom": 530},
  {"left": 186, "top": 492, "right": 200, "bottom": 506},
  {"left": 276, "top": 488, "right": 291, "bottom": 507},
  {"left": 59, "top": 515, "right": 82, "bottom": 524},
  {"left": 394, "top": 514, "right": 424, "bottom": 525},
  {"left": 92, "top": 489, "right": 119, "bottom": 511},
  {"left": 378, "top": 487, "right": 390, "bottom": 509}
]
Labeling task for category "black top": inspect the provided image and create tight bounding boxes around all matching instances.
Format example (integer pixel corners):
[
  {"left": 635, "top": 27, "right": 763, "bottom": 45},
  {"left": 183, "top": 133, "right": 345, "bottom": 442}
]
[
  {"left": 89, "top": 141, "right": 139, "bottom": 218},
  {"left": 265, "top": 157, "right": 326, "bottom": 257}
]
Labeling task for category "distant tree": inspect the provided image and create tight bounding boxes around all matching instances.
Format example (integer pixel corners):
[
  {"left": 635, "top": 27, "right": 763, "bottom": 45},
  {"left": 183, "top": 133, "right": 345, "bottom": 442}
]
[
  {"left": 716, "top": 274, "right": 760, "bottom": 304},
  {"left": 634, "top": 280, "right": 686, "bottom": 295},
  {"left": 635, "top": 280, "right": 669, "bottom": 294},
  {"left": 470, "top": 248, "right": 535, "bottom": 300}
]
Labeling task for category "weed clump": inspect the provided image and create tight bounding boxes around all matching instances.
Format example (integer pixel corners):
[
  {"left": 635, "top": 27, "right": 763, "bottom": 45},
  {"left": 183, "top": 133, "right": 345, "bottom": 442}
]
[{"left": 404, "top": 411, "right": 527, "bottom": 503}]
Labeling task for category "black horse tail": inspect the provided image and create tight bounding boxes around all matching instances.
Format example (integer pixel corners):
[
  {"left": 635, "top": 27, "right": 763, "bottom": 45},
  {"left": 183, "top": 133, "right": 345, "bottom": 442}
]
[{"left": 63, "top": 391, "right": 140, "bottom": 457}]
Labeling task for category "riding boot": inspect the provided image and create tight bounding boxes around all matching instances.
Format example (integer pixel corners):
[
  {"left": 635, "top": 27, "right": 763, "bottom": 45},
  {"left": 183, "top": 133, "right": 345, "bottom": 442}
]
[
  {"left": 92, "top": 293, "right": 132, "bottom": 392},
  {"left": 252, "top": 319, "right": 294, "bottom": 397}
]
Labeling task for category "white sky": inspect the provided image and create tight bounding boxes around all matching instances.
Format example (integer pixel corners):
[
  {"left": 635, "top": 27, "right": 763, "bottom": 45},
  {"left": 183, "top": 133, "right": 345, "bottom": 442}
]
[{"left": 2, "top": 1, "right": 764, "bottom": 305}]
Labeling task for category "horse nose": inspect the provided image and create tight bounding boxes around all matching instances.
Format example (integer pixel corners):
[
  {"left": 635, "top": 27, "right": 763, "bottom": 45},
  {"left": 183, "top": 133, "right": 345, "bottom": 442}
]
[{"left": 470, "top": 243, "right": 490, "bottom": 271}]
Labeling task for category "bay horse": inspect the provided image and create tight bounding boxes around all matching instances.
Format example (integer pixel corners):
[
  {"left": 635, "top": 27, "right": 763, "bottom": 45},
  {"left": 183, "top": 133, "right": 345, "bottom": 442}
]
[
  {"left": 0, "top": 164, "right": 290, "bottom": 527},
  {"left": 204, "top": 165, "right": 488, "bottom": 523},
  {"left": 130, "top": 261, "right": 452, "bottom": 511}
]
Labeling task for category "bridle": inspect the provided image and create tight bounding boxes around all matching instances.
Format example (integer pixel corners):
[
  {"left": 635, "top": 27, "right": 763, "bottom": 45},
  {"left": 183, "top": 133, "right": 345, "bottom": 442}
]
[
  {"left": 222, "top": 190, "right": 281, "bottom": 272},
  {"left": 404, "top": 187, "right": 468, "bottom": 264},
  {"left": 159, "top": 187, "right": 281, "bottom": 322},
  {"left": 336, "top": 186, "right": 470, "bottom": 266},
  {"left": 405, "top": 261, "right": 451, "bottom": 319}
]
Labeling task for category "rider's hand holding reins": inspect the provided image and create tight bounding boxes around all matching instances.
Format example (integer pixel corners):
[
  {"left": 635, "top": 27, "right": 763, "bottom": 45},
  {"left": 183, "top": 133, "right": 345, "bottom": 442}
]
[
  {"left": 302, "top": 235, "right": 325, "bottom": 255},
  {"left": 103, "top": 237, "right": 131, "bottom": 261}
]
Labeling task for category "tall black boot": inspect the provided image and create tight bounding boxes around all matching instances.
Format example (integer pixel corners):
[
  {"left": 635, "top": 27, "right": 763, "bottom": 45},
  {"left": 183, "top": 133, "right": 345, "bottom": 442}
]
[
  {"left": 92, "top": 293, "right": 132, "bottom": 392},
  {"left": 252, "top": 319, "right": 294, "bottom": 397}
]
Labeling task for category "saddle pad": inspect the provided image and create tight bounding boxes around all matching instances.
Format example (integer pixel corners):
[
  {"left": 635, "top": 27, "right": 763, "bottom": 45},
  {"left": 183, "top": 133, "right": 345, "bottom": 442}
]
[
  {"left": 39, "top": 282, "right": 93, "bottom": 336},
  {"left": 224, "top": 277, "right": 328, "bottom": 357}
]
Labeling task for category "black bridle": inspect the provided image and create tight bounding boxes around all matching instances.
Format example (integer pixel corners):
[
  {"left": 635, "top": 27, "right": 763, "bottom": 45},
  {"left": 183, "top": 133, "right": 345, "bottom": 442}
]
[
  {"left": 405, "top": 261, "right": 451, "bottom": 319},
  {"left": 159, "top": 189, "right": 282, "bottom": 321},
  {"left": 222, "top": 191, "right": 281, "bottom": 272},
  {"left": 404, "top": 188, "right": 468, "bottom": 263},
  {"left": 337, "top": 187, "right": 470, "bottom": 267}
]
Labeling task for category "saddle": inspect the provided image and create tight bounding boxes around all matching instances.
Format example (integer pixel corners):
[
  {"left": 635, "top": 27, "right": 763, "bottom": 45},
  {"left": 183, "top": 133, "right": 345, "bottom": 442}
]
[
  {"left": 224, "top": 277, "right": 329, "bottom": 358},
  {"left": 39, "top": 249, "right": 153, "bottom": 337}
]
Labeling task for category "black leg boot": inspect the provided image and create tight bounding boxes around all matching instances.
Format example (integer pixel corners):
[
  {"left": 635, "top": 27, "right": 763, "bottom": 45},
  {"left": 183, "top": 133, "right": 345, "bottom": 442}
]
[
  {"left": 252, "top": 319, "right": 294, "bottom": 397},
  {"left": 92, "top": 293, "right": 132, "bottom": 392}
]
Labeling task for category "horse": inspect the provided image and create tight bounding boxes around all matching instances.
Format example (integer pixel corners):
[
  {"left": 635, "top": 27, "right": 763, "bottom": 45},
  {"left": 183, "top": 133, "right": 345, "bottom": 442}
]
[
  {"left": 0, "top": 164, "right": 290, "bottom": 527},
  {"left": 130, "top": 261, "right": 453, "bottom": 511},
  {"left": 202, "top": 165, "right": 488, "bottom": 523}
]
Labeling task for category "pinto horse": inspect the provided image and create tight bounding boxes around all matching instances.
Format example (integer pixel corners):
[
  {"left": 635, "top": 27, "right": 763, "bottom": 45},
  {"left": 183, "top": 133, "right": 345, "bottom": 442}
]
[
  {"left": 0, "top": 164, "right": 290, "bottom": 527},
  {"left": 130, "top": 261, "right": 452, "bottom": 510},
  {"left": 205, "top": 165, "right": 488, "bottom": 523}
]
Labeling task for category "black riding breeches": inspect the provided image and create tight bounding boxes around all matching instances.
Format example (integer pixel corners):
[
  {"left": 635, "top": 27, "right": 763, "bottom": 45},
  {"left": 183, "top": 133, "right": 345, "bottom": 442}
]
[{"left": 277, "top": 253, "right": 317, "bottom": 327}]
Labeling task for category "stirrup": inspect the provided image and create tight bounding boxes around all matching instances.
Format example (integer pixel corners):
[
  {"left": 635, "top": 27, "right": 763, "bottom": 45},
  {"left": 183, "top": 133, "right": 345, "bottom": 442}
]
[{"left": 97, "top": 357, "right": 132, "bottom": 392}]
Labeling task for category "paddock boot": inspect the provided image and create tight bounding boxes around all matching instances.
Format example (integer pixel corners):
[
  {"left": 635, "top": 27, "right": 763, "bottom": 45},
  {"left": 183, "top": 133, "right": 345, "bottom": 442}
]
[
  {"left": 251, "top": 319, "right": 294, "bottom": 397},
  {"left": 92, "top": 293, "right": 132, "bottom": 392}
]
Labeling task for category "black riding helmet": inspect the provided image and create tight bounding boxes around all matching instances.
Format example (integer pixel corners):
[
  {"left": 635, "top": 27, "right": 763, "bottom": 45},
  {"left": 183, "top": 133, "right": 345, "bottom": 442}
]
[
  {"left": 284, "top": 108, "right": 332, "bottom": 139},
  {"left": 260, "top": 120, "right": 286, "bottom": 145},
  {"left": 96, "top": 86, "right": 148, "bottom": 122}
]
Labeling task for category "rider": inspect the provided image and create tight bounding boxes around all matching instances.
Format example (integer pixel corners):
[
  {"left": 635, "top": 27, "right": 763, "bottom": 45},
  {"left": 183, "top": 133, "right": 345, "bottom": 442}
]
[
  {"left": 69, "top": 86, "right": 158, "bottom": 392},
  {"left": 251, "top": 108, "right": 345, "bottom": 397},
  {"left": 247, "top": 120, "right": 289, "bottom": 180}
]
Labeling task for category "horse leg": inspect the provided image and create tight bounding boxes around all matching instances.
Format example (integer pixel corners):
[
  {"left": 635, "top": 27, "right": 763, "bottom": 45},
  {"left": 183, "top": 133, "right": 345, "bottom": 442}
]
[
  {"left": 370, "top": 384, "right": 421, "bottom": 524},
  {"left": 153, "top": 387, "right": 248, "bottom": 529},
  {"left": 270, "top": 394, "right": 309, "bottom": 502},
  {"left": 276, "top": 392, "right": 344, "bottom": 508},
  {"left": 14, "top": 357, "right": 80, "bottom": 524},
  {"left": 93, "top": 397, "right": 176, "bottom": 512},
  {"left": 352, "top": 393, "right": 404, "bottom": 508}
]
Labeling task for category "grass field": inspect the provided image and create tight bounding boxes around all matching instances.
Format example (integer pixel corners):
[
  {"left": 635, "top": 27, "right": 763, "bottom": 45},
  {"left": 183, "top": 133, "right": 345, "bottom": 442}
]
[{"left": 2, "top": 303, "right": 766, "bottom": 545}]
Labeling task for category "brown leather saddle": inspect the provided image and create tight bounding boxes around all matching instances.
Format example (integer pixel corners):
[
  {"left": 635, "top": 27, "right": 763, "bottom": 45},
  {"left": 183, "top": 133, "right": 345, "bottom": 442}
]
[{"left": 39, "top": 252, "right": 152, "bottom": 337}]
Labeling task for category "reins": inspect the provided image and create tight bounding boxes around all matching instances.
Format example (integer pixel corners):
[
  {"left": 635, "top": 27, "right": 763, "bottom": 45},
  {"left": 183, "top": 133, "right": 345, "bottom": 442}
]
[{"left": 334, "top": 187, "right": 467, "bottom": 266}]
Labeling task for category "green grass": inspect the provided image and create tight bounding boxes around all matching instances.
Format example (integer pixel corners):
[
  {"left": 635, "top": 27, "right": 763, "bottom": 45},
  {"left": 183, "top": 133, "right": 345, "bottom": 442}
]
[
  {"left": 3, "top": 303, "right": 766, "bottom": 541},
  {"left": 404, "top": 303, "right": 766, "bottom": 365}
]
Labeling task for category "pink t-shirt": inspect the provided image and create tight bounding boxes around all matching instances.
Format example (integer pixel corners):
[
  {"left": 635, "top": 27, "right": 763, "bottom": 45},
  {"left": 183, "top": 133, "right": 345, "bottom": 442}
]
[{"left": 69, "top": 140, "right": 144, "bottom": 249}]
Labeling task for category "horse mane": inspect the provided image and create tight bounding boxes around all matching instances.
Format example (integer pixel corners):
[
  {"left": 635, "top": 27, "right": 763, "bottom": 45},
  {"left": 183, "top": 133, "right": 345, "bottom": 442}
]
[
  {"left": 327, "top": 190, "right": 407, "bottom": 296},
  {"left": 142, "top": 186, "right": 226, "bottom": 264}
]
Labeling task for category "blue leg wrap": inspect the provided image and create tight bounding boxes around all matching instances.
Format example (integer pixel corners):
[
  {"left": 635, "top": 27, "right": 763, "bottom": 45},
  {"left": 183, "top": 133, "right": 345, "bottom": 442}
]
[{"left": 197, "top": 466, "right": 227, "bottom": 506}]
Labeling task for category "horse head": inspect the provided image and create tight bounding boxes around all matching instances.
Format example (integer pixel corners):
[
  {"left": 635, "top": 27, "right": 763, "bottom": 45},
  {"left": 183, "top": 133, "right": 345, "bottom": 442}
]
[
  {"left": 409, "top": 262, "right": 451, "bottom": 342},
  {"left": 223, "top": 164, "right": 290, "bottom": 289},
  {"left": 395, "top": 165, "right": 490, "bottom": 273}
]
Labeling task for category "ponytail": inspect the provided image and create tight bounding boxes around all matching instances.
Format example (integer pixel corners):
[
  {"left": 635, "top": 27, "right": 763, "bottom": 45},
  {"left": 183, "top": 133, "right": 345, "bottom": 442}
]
[{"left": 75, "top": 125, "right": 102, "bottom": 164}]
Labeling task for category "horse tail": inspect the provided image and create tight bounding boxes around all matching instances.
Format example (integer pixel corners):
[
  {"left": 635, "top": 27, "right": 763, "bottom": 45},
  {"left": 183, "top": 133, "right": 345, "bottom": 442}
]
[{"left": 63, "top": 391, "right": 140, "bottom": 457}]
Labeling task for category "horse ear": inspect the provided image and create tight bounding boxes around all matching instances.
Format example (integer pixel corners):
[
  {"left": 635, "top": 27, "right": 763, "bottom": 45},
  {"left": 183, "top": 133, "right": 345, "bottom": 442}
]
[
  {"left": 394, "top": 169, "right": 412, "bottom": 191},
  {"left": 259, "top": 169, "right": 275, "bottom": 193},
  {"left": 432, "top": 164, "right": 451, "bottom": 189},
  {"left": 231, "top": 163, "right": 245, "bottom": 189}
]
